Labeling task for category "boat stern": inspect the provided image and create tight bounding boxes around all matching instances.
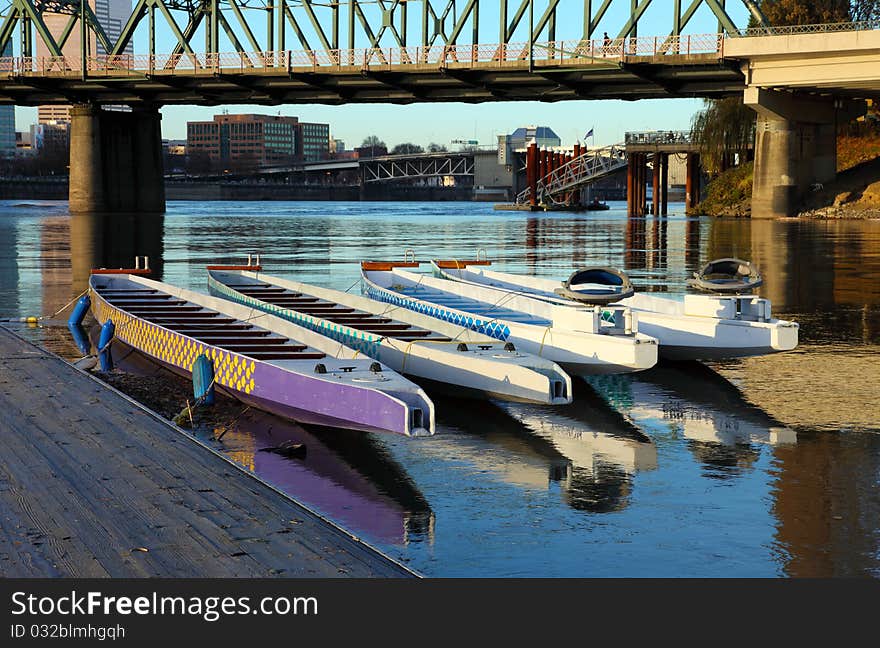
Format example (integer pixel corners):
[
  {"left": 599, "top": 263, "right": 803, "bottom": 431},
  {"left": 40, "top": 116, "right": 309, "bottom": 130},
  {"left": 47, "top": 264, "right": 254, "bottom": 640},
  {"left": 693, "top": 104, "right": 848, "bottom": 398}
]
[{"left": 772, "top": 320, "right": 799, "bottom": 352}]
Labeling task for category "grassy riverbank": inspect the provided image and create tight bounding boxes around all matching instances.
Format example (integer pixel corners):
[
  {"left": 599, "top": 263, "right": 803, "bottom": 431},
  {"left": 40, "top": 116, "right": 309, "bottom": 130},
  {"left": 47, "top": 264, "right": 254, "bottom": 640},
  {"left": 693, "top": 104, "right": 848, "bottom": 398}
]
[{"left": 692, "top": 131, "right": 880, "bottom": 218}]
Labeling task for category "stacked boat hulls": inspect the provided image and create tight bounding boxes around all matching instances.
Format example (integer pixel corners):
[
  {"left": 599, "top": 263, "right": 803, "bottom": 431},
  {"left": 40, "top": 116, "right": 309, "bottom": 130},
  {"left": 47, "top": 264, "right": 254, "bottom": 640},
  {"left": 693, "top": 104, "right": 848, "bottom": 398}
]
[
  {"left": 83, "top": 254, "right": 798, "bottom": 438},
  {"left": 429, "top": 258, "right": 798, "bottom": 361},
  {"left": 89, "top": 270, "right": 434, "bottom": 437},
  {"left": 206, "top": 266, "right": 573, "bottom": 405},
  {"left": 361, "top": 260, "right": 659, "bottom": 376}
]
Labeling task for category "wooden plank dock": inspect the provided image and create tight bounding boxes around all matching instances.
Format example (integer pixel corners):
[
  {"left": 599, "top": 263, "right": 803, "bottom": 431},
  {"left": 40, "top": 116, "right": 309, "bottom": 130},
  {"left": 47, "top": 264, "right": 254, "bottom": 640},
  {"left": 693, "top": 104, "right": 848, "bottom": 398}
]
[{"left": 0, "top": 326, "right": 415, "bottom": 578}]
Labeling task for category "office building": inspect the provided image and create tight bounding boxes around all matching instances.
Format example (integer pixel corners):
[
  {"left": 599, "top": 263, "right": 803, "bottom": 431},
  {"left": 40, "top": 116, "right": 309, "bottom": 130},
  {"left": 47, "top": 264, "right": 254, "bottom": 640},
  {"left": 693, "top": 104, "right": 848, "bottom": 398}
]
[
  {"left": 298, "top": 122, "right": 330, "bottom": 161},
  {"left": 508, "top": 125, "right": 561, "bottom": 151},
  {"left": 30, "top": 121, "right": 71, "bottom": 152},
  {"left": 187, "top": 114, "right": 300, "bottom": 167},
  {"left": 0, "top": 42, "right": 14, "bottom": 155},
  {"left": 37, "top": 0, "right": 132, "bottom": 124}
]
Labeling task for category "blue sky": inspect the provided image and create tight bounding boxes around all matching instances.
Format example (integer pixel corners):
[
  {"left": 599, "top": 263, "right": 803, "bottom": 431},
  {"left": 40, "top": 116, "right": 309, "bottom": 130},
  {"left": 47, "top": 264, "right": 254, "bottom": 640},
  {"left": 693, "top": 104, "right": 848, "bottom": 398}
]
[{"left": 14, "top": 0, "right": 749, "bottom": 147}]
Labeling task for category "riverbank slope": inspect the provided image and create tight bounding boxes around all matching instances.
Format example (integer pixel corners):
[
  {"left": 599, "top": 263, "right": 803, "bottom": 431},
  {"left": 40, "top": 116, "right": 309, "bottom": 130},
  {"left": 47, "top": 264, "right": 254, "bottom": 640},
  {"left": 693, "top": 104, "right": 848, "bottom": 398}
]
[{"left": 692, "top": 132, "right": 880, "bottom": 219}]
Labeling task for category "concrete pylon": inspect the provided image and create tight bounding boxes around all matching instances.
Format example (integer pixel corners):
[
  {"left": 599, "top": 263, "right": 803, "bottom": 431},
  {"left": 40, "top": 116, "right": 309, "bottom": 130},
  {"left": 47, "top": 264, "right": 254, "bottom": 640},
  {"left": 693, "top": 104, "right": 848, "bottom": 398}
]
[
  {"left": 69, "top": 105, "right": 105, "bottom": 214},
  {"left": 745, "top": 87, "right": 866, "bottom": 219},
  {"left": 68, "top": 104, "right": 166, "bottom": 214}
]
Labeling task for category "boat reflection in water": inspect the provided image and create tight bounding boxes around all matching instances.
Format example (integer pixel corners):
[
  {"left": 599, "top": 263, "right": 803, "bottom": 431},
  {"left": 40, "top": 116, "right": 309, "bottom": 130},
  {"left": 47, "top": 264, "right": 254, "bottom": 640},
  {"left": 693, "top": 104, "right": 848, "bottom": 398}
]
[
  {"left": 588, "top": 361, "right": 796, "bottom": 477},
  {"left": 216, "top": 414, "right": 436, "bottom": 547},
  {"left": 81, "top": 332, "right": 434, "bottom": 547},
  {"left": 496, "top": 380, "right": 657, "bottom": 513},
  {"left": 431, "top": 397, "right": 573, "bottom": 490},
  {"left": 433, "top": 386, "right": 657, "bottom": 514}
]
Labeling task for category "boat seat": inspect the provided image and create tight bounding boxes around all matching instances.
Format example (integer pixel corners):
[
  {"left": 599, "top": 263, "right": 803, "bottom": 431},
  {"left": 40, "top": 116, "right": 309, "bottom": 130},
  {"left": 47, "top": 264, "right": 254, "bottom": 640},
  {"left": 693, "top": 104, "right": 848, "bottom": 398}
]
[
  {"left": 166, "top": 328, "right": 269, "bottom": 337},
  {"left": 258, "top": 297, "right": 320, "bottom": 304},
  {"left": 395, "top": 334, "right": 453, "bottom": 342},
  {"left": 192, "top": 337, "right": 291, "bottom": 346},
  {"left": 242, "top": 351, "right": 326, "bottom": 360},
  {"left": 146, "top": 317, "right": 238, "bottom": 325},
  {"left": 108, "top": 298, "right": 187, "bottom": 307},
  {"left": 322, "top": 315, "right": 393, "bottom": 325},
  {"left": 217, "top": 343, "right": 307, "bottom": 353},
  {"left": 237, "top": 287, "right": 288, "bottom": 294},
  {"left": 289, "top": 306, "right": 357, "bottom": 314},
  {"left": 384, "top": 329, "right": 433, "bottom": 337},
  {"left": 348, "top": 323, "right": 415, "bottom": 332},
  {"left": 223, "top": 283, "right": 272, "bottom": 288}
]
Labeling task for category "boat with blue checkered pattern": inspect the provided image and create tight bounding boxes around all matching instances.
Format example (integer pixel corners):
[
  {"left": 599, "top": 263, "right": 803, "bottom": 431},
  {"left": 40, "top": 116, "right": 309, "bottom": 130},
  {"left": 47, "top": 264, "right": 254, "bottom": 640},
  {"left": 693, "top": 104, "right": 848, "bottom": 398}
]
[
  {"left": 360, "top": 261, "right": 658, "bottom": 376},
  {"left": 207, "top": 265, "right": 572, "bottom": 405}
]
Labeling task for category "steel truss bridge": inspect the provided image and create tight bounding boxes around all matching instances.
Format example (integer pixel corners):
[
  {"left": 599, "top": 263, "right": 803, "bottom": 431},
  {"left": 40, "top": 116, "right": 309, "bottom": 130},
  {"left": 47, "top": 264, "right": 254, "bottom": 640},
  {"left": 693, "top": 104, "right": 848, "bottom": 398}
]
[
  {"left": 361, "top": 150, "right": 474, "bottom": 183},
  {"left": 0, "top": 0, "right": 775, "bottom": 104}
]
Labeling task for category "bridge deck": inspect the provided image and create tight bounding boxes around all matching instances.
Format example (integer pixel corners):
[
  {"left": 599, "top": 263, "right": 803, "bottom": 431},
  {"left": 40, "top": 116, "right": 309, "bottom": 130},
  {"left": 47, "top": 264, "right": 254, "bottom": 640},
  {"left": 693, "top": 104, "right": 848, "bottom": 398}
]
[
  {"left": 0, "top": 326, "right": 413, "bottom": 578},
  {"left": 0, "top": 53, "right": 740, "bottom": 105}
]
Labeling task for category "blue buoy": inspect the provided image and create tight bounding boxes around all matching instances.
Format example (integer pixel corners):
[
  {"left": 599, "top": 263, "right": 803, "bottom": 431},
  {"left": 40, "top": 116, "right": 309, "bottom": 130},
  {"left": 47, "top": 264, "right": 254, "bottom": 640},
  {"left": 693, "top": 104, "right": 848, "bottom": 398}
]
[
  {"left": 98, "top": 319, "right": 115, "bottom": 371},
  {"left": 67, "top": 322, "right": 91, "bottom": 355},
  {"left": 68, "top": 294, "right": 91, "bottom": 327},
  {"left": 192, "top": 354, "right": 215, "bottom": 406}
]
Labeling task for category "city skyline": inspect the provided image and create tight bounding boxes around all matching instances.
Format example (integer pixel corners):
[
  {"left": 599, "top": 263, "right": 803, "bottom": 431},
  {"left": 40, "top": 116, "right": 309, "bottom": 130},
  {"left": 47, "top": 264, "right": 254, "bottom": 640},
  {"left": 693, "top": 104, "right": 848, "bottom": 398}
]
[{"left": 15, "top": 97, "right": 705, "bottom": 149}]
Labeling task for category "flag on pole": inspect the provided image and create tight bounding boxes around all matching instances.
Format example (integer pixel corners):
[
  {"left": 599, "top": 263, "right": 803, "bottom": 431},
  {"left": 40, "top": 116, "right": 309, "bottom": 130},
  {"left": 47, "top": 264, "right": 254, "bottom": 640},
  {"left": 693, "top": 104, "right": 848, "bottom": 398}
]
[{"left": 584, "top": 128, "right": 594, "bottom": 141}]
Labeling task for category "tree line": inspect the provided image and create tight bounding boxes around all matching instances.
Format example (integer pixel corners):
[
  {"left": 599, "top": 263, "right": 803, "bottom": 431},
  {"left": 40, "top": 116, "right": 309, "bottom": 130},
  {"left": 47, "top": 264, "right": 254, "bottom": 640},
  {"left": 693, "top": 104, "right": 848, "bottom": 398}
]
[{"left": 359, "top": 135, "right": 452, "bottom": 155}]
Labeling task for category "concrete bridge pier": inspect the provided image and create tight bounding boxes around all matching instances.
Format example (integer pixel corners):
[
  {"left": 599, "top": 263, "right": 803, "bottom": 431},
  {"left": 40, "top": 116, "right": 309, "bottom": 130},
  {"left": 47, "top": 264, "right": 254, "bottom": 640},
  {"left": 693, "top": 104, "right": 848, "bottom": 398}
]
[
  {"left": 69, "top": 105, "right": 166, "bottom": 214},
  {"left": 745, "top": 88, "right": 866, "bottom": 219}
]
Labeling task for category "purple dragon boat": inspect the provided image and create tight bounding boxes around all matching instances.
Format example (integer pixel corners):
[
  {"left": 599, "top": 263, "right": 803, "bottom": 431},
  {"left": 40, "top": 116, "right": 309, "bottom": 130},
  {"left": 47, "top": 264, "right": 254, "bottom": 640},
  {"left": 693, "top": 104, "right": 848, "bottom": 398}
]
[{"left": 88, "top": 268, "right": 434, "bottom": 436}]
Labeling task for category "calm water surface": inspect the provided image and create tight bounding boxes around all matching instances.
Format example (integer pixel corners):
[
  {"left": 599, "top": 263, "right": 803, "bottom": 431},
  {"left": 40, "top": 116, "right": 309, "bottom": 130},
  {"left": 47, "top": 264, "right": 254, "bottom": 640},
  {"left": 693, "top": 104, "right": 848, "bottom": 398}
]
[{"left": 1, "top": 199, "right": 878, "bottom": 577}]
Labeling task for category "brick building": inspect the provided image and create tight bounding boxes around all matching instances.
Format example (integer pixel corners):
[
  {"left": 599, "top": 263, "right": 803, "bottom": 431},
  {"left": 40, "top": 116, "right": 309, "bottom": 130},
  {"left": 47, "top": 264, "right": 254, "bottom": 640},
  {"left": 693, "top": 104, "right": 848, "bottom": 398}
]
[
  {"left": 187, "top": 113, "right": 330, "bottom": 168},
  {"left": 187, "top": 114, "right": 299, "bottom": 168}
]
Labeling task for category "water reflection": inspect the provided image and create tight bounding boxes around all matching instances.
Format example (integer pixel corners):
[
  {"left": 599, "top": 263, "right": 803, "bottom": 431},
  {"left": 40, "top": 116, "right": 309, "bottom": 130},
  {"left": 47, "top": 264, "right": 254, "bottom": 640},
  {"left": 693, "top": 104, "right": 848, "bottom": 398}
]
[
  {"left": 2, "top": 200, "right": 879, "bottom": 576},
  {"left": 588, "top": 363, "right": 796, "bottom": 479},
  {"left": 497, "top": 380, "right": 657, "bottom": 513},
  {"left": 434, "top": 385, "right": 657, "bottom": 514},
  {"left": 70, "top": 212, "right": 165, "bottom": 293},
  {"left": 771, "top": 431, "right": 880, "bottom": 577},
  {"left": 434, "top": 397, "right": 573, "bottom": 490},
  {"left": 0, "top": 214, "right": 17, "bottom": 316},
  {"left": 217, "top": 414, "right": 435, "bottom": 546}
]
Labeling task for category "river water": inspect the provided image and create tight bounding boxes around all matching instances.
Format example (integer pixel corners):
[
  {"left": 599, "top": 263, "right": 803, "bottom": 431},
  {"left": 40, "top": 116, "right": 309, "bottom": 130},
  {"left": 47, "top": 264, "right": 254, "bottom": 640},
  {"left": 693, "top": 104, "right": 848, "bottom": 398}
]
[{"left": 1, "top": 199, "right": 878, "bottom": 577}]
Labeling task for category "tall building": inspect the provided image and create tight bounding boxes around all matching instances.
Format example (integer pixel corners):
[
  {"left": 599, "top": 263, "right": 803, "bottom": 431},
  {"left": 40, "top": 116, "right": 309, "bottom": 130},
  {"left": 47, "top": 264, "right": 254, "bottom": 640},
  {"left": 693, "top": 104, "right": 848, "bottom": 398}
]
[
  {"left": 187, "top": 114, "right": 300, "bottom": 168},
  {"left": 508, "top": 125, "right": 561, "bottom": 151},
  {"left": 37, "top": 0, "right": 132, "bottom": 124},
  {"left": 298, "top": 122, "right": 331, "bottom": 161},
  {"left": 0, "top": 42, "right": 14, "bottom": 155}
]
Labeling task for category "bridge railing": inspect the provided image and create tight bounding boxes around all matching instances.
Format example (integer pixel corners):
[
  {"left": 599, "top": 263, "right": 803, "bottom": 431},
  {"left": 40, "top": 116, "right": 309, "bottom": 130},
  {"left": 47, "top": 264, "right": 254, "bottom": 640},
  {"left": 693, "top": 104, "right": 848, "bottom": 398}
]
[
  {"left": 0, "top": 33, "right": 725, "bottom": 77},
  {"left": 625, "top": 131, "right": 692, "bottom": 145},
  {"left": 732, "top": 18, "right": 880, "bottom": 37}
]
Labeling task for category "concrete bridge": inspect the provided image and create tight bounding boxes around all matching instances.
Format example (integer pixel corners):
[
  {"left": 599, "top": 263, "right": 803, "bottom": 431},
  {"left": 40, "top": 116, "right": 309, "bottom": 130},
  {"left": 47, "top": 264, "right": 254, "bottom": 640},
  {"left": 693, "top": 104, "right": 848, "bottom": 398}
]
[{"left": 1, "top": 0, "right": 878, "bottom": 218}]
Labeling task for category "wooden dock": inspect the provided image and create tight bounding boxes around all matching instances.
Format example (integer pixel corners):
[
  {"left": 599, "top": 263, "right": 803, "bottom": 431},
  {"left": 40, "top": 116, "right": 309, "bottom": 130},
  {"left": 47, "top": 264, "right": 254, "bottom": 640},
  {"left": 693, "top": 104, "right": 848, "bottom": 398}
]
[{"left": 0, "top": 326, "right": 415, "bottom": 578}]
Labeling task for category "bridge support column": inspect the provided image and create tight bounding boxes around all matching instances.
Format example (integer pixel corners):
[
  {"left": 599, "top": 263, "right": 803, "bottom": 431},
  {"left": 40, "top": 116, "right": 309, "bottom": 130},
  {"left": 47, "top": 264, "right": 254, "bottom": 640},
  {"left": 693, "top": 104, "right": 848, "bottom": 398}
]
[
  {"left": 627, "top": 155, "right": 634, "bottom": 216},
  {"left": 746, "top": 87, "right": 866, "bottom": 219},
  {"left": 69, "top": 104, "right": 165, "bottom": 214},
  {"left": 652, "top": 153, "right": 661, "bottom": 217},
  {"left": 526, "top": 142, "right": 538, "bottom": 208},
  {"left": 660, "top": 153, "right": 669, "bottom": 216},
  {"left": 637, "top": 154, "right": 647, "bottom": 216}
]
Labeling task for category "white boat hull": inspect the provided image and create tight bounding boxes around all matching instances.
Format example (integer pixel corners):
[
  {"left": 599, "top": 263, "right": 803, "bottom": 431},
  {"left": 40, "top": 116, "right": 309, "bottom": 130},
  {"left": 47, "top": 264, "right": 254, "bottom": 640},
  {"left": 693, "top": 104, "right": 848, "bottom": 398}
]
[
  {"left": 362, "top": 267, "right": 658, "bottom": 376},
  {"left": 434, "top": 263, "right": 799, "bottom": 361},
  {"left": 209, "top": 270, "right": 572, "bottom": 405}
]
